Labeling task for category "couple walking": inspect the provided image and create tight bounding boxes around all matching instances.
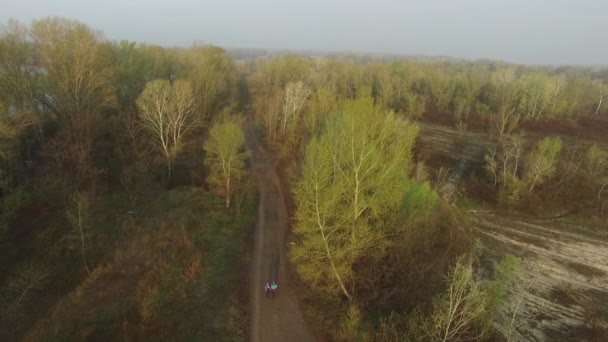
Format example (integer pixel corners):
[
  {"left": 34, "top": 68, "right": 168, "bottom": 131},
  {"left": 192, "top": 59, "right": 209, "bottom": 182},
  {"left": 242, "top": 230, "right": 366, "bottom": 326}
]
[{"left": 265, "top": 281, "right": 278, "bottom": 299}]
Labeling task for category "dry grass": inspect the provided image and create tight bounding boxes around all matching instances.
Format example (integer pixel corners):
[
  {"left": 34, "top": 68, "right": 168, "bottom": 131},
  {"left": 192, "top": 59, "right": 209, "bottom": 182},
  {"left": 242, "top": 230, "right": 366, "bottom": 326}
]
[
  {"left": 24, "top": 217, "right": 206, "bottom": 340},
  {"left": 14, "top": 189, "right": 255, "bottom": 341},
  {"left": 0, "top": 186, "right": 251, "bottom": 341}
]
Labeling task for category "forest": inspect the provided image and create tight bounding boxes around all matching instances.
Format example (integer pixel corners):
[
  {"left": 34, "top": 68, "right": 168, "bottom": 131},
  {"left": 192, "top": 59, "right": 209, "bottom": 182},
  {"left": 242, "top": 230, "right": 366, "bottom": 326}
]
[{"left": 0, "top": 17, "right": 607, "bottom": 341}]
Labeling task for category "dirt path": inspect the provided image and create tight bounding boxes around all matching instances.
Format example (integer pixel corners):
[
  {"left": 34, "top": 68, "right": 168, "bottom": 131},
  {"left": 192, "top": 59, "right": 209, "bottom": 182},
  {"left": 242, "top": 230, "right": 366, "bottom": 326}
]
[{"left": 245, "top": 122, "right": 315, "bottom": 342}]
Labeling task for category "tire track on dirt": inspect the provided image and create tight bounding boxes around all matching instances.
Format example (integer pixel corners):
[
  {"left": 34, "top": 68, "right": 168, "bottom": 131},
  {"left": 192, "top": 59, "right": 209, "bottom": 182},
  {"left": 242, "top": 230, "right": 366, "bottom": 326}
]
[{"left": 473, "top": 213, "right": 608, "bottom": 341}]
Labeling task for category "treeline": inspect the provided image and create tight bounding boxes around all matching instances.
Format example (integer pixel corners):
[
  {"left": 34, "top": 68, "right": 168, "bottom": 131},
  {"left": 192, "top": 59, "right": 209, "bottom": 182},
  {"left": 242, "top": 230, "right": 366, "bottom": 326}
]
[
  {"left": 483, "top": 133, "right": 608, "bottom": 215},
  {"left": 0, "top": 17, "right": 249, "bottom": 207},
  {"left": 246, "top": 54, "right": 608, "bottom": 142},
  {"left": 245, "top": 53, "right": 608, "bottom": 216}
]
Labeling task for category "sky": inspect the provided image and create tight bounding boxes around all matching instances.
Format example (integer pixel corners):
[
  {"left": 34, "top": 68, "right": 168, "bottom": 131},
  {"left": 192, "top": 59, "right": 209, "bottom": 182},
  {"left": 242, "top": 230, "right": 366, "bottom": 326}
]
[{"left": 0, "top": 0, "right": 606, "bottom": 66}]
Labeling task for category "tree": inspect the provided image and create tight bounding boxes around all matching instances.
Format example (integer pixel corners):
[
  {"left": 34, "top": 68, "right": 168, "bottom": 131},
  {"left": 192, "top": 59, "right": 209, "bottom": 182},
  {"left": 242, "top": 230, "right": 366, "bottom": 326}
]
[
  {"left": 0, "top": 264, "right": 49, "bottom": 319},
  {"left": 291, "top": 97, "right": 419, "bottom": 303},
  {"left": 0, "top": 20, "right": 39, "bottom": 128},
  {"left": 484, "top": 148, "right": 499, "bottom": 189},
  {"left": 136, "top": 79, "right": 199, "bottom": 175},
  {"left": 487, "top": 68, "right": 522, "bottom": 137},
  {"left": 282, "top": 81, "right": 311, "bottom": 134},
  {"left": 549, "top": 74, "right": 566, "bottom": 115},
  {"left": 66, "top": 192, "right": 92, "bottom": 275},
  {"left": 304, "top": 86, "right": 337, "bottom": 134},
  {"left": 452, "top": 71, "right": 482, "bottom": 124},
  {"left": 250, "top": 55, "right": 312, "bottom": 137},
  {"left": 411, "top": 254, "right": 520, "bottom": 342},
  {"left": 113, "top": 40, "right": 157, "bottom": 112},
  {"left": 519, "top": 73, "right": 551, "bottom": 119},
  {"left": 0, "top": 101, "right": 27, "bottom": 186},
  {"left": 203, "top": 113, "right": 248, "bottom": 209},
  {"left": 30, "top": 17, "right": 116, "bottom": 146},
  {"left": 418, "top": 256, "right": 489, "bottom": 342},
  {"left": 182, "top": 45, "right": 237, "bottom": 118},
  {"left": 584, "top": 144, "right": 608, "bottom": 209},
  {"left": 593, "top": 80, "right": 606, "bottom": 115},
  {"left": 525, "top": 137, "right": 562, "bottom": 195}
]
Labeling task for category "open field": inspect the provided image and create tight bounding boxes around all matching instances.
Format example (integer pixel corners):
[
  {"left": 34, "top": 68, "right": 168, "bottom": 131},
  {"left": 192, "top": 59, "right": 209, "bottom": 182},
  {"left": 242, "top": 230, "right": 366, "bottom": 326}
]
[{"left": 474, "top": 212, "right": 608, "bottom": 341}]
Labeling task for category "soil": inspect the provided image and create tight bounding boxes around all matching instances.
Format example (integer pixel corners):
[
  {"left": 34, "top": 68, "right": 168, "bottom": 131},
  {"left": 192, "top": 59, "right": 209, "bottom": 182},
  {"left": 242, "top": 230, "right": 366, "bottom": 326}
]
[
  {"left": 244, "top": 121, "right": 315, "bottom": 342},
  {"left": 473, "top": 212, "right": 608, "bottom": 341}
]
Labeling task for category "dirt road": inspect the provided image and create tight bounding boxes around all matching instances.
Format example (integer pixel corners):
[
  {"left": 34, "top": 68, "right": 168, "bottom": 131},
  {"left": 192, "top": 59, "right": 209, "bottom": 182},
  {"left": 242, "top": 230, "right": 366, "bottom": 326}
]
[
  {"left": 245, "top": 122, "right": 315, "bottom": 342},
  {"left": 474, "top": 212, "right": 608, "bottom": 340}
]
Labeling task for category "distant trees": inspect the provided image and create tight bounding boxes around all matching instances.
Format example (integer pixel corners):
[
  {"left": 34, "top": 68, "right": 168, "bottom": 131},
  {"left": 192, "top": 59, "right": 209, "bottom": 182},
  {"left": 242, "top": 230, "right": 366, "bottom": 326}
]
[
  {"left": 136, "top": 79, "right": 199, "bottom": 175},
  {"left": 182, "top": 45, "right": 237, "bottom": 118},
  {"left": 519, "top": 73, "right": 551, "bottom": 119},
  {"left": 249, "top": 55, "right": 312, "bottom": 142},
  {"left": 203, "top": 113, "right": 248, "bottom": 209}
]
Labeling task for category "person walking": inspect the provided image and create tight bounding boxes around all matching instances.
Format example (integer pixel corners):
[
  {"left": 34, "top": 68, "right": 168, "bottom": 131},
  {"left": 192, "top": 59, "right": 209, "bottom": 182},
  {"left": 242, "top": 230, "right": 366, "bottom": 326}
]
[
  {"left": 270, "top": 281, "right": 278, "bottom": 299},
  {"left": 264, "top": 282, "right": 271, "bottom": 299}
]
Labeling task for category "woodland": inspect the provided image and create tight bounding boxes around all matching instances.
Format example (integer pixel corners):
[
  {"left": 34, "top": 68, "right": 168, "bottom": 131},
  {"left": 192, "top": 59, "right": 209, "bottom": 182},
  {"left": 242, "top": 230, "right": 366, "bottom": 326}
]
[{"left": 1, "top": 17, "right": 607, "bottom": 341}]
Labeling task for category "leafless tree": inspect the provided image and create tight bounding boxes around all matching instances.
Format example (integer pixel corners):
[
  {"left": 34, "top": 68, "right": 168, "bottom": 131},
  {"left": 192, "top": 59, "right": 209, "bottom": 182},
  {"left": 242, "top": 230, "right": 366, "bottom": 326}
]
[
  {"left": 136, "top": 79, "right": 200, "bottom": 175},
  {"left": 66, "top": 192, "right": 92, "bottom": 275},
  {"left": 282, "top": 81, "right": 311, "bottom": 134}
]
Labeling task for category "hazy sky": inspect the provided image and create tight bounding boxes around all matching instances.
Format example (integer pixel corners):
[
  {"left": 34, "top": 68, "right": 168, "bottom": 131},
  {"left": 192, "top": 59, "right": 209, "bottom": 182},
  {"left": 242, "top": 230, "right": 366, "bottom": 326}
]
[{"left": 1, "top": 0, "right": 606, "bottom": 66}]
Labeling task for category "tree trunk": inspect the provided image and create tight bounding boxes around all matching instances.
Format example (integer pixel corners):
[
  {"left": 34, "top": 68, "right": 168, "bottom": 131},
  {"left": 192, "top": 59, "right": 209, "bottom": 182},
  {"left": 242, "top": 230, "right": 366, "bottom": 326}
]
[
  {"left": 528, "top": 176, "right": 538, "bottom": 195},
  {"left": 597, "top": 183, "right": 606, "bottom": 211},
  {"left": 315, "top": 186, "right": 353, "bottom": 303},
  {"left": 78, "top": 203, "right": 91, "bottom": 275},
  {"left": 226, "top": 177, "right": 231, "bottom": 208}
]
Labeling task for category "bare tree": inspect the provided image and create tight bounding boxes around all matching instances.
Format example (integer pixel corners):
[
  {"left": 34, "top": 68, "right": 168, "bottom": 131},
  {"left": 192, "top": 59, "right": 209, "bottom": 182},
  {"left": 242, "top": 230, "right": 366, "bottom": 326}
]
[
  {"left": 594, "top": 80, "right": 606, "bottom": 115},
  {"left": 282, "top": 81, "right": 311, "bottom": 134},
  {"left": 491, "top": 106, "right": 520, "bottom": 138},
  {"left": 550, "top": 74, "right": 566, "bottom": 114},
  {"left": 66, "top": 192, "right": 92, "bottom": 275},
  {"left": 505, "top": 275, "right": 533, "bottom": 342},
  {"left": 136, "top": 79, "right": 199, "bottom": 175},
  {"left": 584, "top": 144, "right": 608, "bottom": 211},
  {"left": 1, "top": 264, "right": 49, "bottom": 318},
  {"left": 484, "top": 148, "right": 499, "bottom": 189}
]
